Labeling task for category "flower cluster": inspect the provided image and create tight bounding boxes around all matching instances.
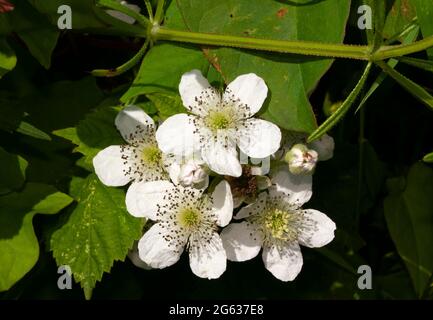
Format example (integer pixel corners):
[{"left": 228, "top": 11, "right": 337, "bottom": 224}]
[{"left": 93, "top": 70, "right": 336, "bottom": 281}]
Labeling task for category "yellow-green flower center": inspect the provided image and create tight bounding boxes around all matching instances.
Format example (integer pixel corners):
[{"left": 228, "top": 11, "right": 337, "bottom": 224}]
[
  {"left": 178, "top": 208, "right": 201, "bottom": 229},
  {"left": 262, "top": 208, "right": 298, "bottom": 242},
  {"left": 141, "top": 145, "right": 162, "bottom": 165},
  {"left": 206, "top": 111, "right": 232, "bottom": 131}
]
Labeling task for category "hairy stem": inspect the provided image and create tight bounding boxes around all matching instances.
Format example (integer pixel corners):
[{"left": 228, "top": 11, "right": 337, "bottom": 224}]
[
  {"left": 155, "top": 27, "right": 370, "bottom": 60},
  {"left": 373, "top": 35, "right": 433, "bottom": 60}
]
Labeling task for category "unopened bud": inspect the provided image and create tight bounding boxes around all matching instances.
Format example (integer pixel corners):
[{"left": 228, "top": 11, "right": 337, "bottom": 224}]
[
  {"left": 284, "top": 144, "right": 318, "bottom": 175},
  {"left": 309, "top": 134, "right": 335, "bottom": 161},
  {"left": 177, "top": 160, "right": 208, "bottom": 188},
  {"left": 106, "top": 1, "right": 141, "bottom": 25}
]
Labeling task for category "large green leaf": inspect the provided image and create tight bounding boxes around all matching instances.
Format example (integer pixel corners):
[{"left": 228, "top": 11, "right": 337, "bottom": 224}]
[
  {"left": 423, "top": 151, "right": 433, "bottom": 163},
  {"left": 50, "top": 174, "right": 145, "bottom": 299},
  {"left": 54, "top": 106, "right": 124, "bottom": 170},
  {"left": 1, "top": 1, "right": 60, "bottom": 69},
  {"left": 20, "top": 77, "right": 105, "bottom": 133},
  {"left": 0, "top": 38, "right": 16, "bottom": 78},
  {"left": 0, "top": 184, "right": 73, "bottom": 291},
  {"left": 170, "top": 0, "right": 351, "bottom": 133},
  {"left": 146, "top": 92, "right": 187, "bottom": 120},
  {"left": 383, "top": 0, "right": 416, "bottom": 41},
  {"left": 384, "top": 163, "right": 433, "bottom": 297},
  {"left": 413, "top": 0, "right": 433, "bottom": 58},
  {"left": 121, "top": 43, "right": 210, "bottom": 102},
  {"left": 0, "top": 147, "right": 28, "bottom": 195}
]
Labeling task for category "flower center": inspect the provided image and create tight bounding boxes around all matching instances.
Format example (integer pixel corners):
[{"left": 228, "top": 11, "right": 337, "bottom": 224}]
[
  {"left": 141, "top": 145, "right": 162, "bottom": 165},
  {"left": 205, "top": 111, "right": 232, "bottom": 131},
  {"left": 256, "top": 207, "right": 299, "bottom": 243},
  {"left": 225, "top": 165, "right": 257, "bottom": 199},
  {"left": 178, "top": 207, "right": 201, "bottom": 229}
]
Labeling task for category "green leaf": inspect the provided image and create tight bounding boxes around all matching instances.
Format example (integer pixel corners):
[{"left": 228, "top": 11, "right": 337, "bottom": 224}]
[
  {"left": 316, "top": 247, "right": 356, "bottom": 275},
  {"left": 423, "top": 152, "right": 433, "bottom": 163},
  {"left": 0, "top": 184, "right": 73, "bottom": 292},
  {"left": 307, "top": 62, "right": 373, "bottom": 142},
  {"left": 50, "top": 174, "right": 145, "bottom": 299},
  {"left": 383, "top": 0, "right": 416, "bottom": 42},
  {"left": 54, "top": 106, "right": 124, "bottom": 170},
  {"left": 398, "top": 56, "right": 433, "bottom": 73},
  {"left": 16, "top": 121, "right": 52, "bottom": 141},
  {"left": 121, "top": 43, "right": 210, "bottom": 102},
  {"left": 3, "top": 1, "right": 60, "bottom": 69},
  {"left": 146, "top": 92, "right": 187, "bottom": 119},
  {"left": 376, "top": 60, "right": 433, "bottom": 111},
  {"left": 0, "top": 38, "right": 16, "bottom": 78},
  {"left": 20, "top": 77, "right": 105, "bottom": 133},
  {"left": 384, "top": 162, "right": 433, "bottom": 297},
  {"left": 0, "top": 147, "right": 28, "bottom": 195},
  {"left": 413, "top": 0, "right": 433, "bottom": 58},
  {"left": 173, "top": 0, "right": 351, "bottom": 133}
]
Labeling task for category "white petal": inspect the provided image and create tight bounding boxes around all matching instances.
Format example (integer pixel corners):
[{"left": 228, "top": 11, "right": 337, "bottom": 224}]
[
  {"left": 179, "top": 69, "right": 215, "bottom": 115},
  {"left": 298, "top": 209, "right": 336, "bottom": 248},
  {"left": 238, "top": 119, "right": 281, "bottom": 159},
  {"left": 93, "top": 145, "right": 131, "bottom": 187},
  {"left": 189, "top": 233, "right": 227, "bottom": 279},
  {"left": 309, "top": 134, "right": 335, "bottom": 161},
  {"left": 220, "top": 222, "right": 263, "bottom": 262},
  {"left": 271, "top": 169, "right": 312, "bottom": 206},
  {"left": 211, "top": 180, "right": 233, "bottom": 227},
  {"left": 234, "top": 192, "right": 268, "bottom": 220},
  {"left": 168, "top": 162, "right": 181, "bottom": 185},
  {"left": 125, "top": 180, "right": 174, "bottom": 219},
  {"left": 262, "top": 242, "right": 303, "bottom": 282},
  {"left": 128, "top": 242, "right": 152, "bottom": 270},
  {"left": 115, "top": 105, "right": 154, "bottom": 142},
  {"left": 225, "top": 73, "right": 268, "bottom": 115},
  {"left": 201, "top": 138, "right": 242, "bottom": 177},
  {"left": 138, "top": 224, "right": 185, "bottom": 269},
  {"left": 156, "top": 114, "right": 199, "bottom": 156}
]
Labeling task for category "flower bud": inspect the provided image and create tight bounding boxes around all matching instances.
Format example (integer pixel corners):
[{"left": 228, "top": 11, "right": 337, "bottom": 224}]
[
  {"left": 128, "top": 242, "right": 152, "bottom": 270},
  {"left": 284, "top": 144, "right": 318, "bottom": 175},
  {"left": 309, "top": 134, "right": 335, "bottom": 161},
  {"left": 106, "top": 1, "right": 141, "bottom": 25},
  {"left": 176, "top": 160, "right": 209, "bottom": 188}
]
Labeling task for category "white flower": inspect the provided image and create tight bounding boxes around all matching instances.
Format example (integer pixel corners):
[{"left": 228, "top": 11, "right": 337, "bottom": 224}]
[
  {"left": 285, "top": 144, "right": 319, "bottom": 175},
  {"left": 221, "top": 169, "right": 336, "bottom": 282},
  {"left": 156, "top": 70, "right": 282, "bottom": 178},
  {"left": 93, "top": 105, "right": 171, "bottom": 187},
  {"left": 169, "top": 156, "right": 209, "bottom": 189},
  {"left": 106, "top": 0, "right": 141, "bottom": 25},
  {"left": 126, "top": 180, "right": 233, "bottom": 279}
]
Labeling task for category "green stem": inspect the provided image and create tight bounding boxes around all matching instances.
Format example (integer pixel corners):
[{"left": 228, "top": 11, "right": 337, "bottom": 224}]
[
  {"left": 355, "top": 106, "right": 366, "bottom": 226},
  {"left": 143, "top": 0, "right": 154, "bottom": 22},
  {"left": 155, "top": 27, "right": 370, "bottom": 60},
  {"left": 154, "top": 0, "right": 165, "bottom": 24},
  {"left": 92, "top": 39, "right": 150, "bottom": 77},
  {"left": 307, "top": 62, "right": 373, "bottom": 142},
  {"left": 373, "top": 34, "right": 433, "bottom": 60}
]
